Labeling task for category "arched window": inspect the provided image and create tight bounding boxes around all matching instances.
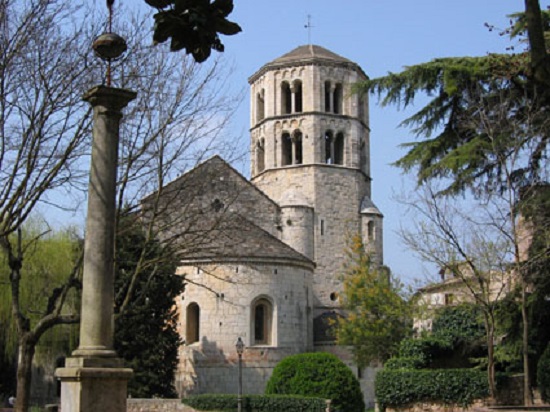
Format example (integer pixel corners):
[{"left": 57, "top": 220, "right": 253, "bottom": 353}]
[
  {"left": 281, "top": 82, "right": 291, "bottom": 114},
  {"left": 256, "top": 138, "right": 265, "bottom": 173},
  {"left": 324, "top": 81, "right": 331, "bottom": 112},
  {"left": 333, "top": 83, "right": 343, "bottom": 114},
  {"left": 367, "top": 221, "right": 375, "bottom": 241},
  {"left": 293, "top": 130, "right": 303, "bottom": 165},
  {"left": 252, "top": 297, "right": 273, "bottom": 345},
  {"left": 256, "top": 89, "right": 265, "bottom": 123},
  {"left": 186, "top": 303, "right": 200, "bottom": 344},
  {"left": 282, "top": 132, "right": 292, "bottom": 166},
  {"left": 334, "top": 132, "right": 344, "bottom": 165},
  {"left": 293, "top": 80, "right": 303, "bottom": 113},
  {"left": 324, "top": 130, "right": 334, "bottom": 164}
]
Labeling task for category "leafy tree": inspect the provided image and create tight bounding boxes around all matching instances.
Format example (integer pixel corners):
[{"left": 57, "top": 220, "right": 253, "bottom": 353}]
[
  {"left": 336, "top": 234, "right": 411, "bottom": 368},
  {"left": 265, "top": 352, "right": 365, "bottom": 412},
  {"left": 114, "top": 214, "right": 184, "bottom": 398},
  {"left": 0, "top": 220, "right": 81, "bottom": 411},
  {"left": 0, "top": 0, "right": 240, "bottom": 409},
  {"left": 143, "top": 0, "right": 242, "bottom": 62},
  {"left": 358, "top": 6, "right": 550, "bottom": 404}
]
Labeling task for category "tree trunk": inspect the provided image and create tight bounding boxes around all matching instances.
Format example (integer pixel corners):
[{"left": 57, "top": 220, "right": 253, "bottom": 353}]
[
  {"left": 485, "top": 316, "right": 497, "bottom": 402},
  {"left": 15, "top": 335, "right": 35, "bottom": 412},
  {"left": 521, "top": 283, "right": 533, "bottom": 406}
]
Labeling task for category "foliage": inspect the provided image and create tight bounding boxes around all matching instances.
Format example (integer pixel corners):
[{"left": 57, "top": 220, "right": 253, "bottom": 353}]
[
  {"left": 358, "top": 40, "right": 550, "bottom": 196},
  {"left": 182, "top": 394, "right": 328, "bottom": 411},
  {"left": 432, "top": 304, "right": 485, "bottom": 347},
  {"left": 143, "top": 0, "right": 242, "bottom": 62},
  {"left": 384, "top": 356, "right": 426, "bottom": 370},
  {"left": 397, "top": 336, "right": 453, "bottom": 368},
  {"left": 114, "top": 214, "right": 184, "bottom": 398},
  {"left": 336, "top": 234, "right": 411, "bottom": 367},
  {"left": 0, "top": 221, "right": 81, "bottom": 358},
  {"left": 537, "top": 343, "right": 550, "bottom": 403},
  {"left": 375, "top": 369, "right": 489, "bottom": 411},
  {"left": 265, "top": 352, "right": 365, "bottom": 412}
]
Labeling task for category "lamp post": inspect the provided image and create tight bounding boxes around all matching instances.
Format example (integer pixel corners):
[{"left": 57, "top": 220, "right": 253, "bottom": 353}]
[{"left": 236, "top": 337, "right": 244, "bottom": 412}]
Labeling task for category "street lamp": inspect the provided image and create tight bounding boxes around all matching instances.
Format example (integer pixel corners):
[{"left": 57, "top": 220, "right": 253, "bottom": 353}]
[{"left": 236, "top": 337, "right": 245, "bottom": 412}]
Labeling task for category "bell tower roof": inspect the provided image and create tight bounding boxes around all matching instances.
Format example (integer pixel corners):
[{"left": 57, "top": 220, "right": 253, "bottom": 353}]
[{"left": 249, "top": 44, "right": 367, "bottom": 83}]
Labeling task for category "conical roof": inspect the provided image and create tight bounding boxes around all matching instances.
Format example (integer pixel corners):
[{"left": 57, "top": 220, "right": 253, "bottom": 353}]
[
  {"left": 271, "top": 45, "right": 352, "bottom": 65},
  {"left": 249, "top": 44, "right": 367, "bottom": 82}
]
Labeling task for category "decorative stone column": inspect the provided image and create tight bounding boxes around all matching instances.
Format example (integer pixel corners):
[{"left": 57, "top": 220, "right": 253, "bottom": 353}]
[{"left": 56, "top": 85, "right": 136, "bottom": 412}]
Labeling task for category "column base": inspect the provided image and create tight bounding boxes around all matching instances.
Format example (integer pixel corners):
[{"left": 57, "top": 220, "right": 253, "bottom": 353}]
[{"left": 56, "top": 357, "right": 132, "bottom": 412}]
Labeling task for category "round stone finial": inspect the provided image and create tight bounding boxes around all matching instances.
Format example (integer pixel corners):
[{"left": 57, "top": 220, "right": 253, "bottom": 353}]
[{"left": 92, "top": 33, "right": 127, "bottom": 61}]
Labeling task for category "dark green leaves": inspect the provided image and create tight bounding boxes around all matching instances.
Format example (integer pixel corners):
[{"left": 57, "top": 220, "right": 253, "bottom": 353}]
[{"left": 145, "top": 0, "right": 242, "bottom": 63}]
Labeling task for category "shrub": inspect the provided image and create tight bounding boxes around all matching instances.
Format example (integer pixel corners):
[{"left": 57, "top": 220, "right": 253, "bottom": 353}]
[
  {"left": 537, "top": 343, "right": 550, "bottom": 403},
  {"left": 375, "top": 369, "right": 488, "bottom": 411},
  {"left": 384, "top": 356, "right": 425, "bottom": 370},
  {"left": 265, "top": 352, "right": 365, "bottom": 412},
  {"left": 397, "top": 336, "right": 452, "bottom": 367},
  {"left": 432, "top": 304, "right": 485, "bottom": 346},
  {"left": 182, "top": 394, "right": 327, "bottom": 411}
]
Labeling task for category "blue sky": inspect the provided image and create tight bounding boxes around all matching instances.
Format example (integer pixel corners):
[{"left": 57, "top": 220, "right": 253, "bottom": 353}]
[{"left": 215, "top": 1, "right": 541, "bottom": 283}]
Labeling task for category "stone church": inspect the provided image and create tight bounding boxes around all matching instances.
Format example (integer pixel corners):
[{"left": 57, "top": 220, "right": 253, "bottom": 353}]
[{"left": 144, "top": 44, "right": 383, "bottom": 405}]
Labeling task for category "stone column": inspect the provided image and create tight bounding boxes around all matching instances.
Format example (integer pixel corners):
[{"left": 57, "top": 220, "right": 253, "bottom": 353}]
[
  {"left": 56, "top": 85, "right": 136, "bottom": 412},
  {"left": 290, "top": 84, "right": 296, "bottom": 114}
]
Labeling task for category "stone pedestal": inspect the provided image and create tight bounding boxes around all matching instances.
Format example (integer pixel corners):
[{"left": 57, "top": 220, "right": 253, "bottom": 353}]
[
  {"left": 56, "top": 358, "right": 132, "bottom": 412},
  {"left": 56, "top": 86, "right": 136, "bottom": 412}
]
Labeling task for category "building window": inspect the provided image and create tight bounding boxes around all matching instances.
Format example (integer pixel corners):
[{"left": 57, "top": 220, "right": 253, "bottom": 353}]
[
  {"left": 324, "top": 130, "right": 334, "bottom": 164},
  {"left": 281, "top": 81, "right": 291, "bottom": 114},
  {"left": 256, "top": 138, "right": 265, "bottom": 173},
  {"left": 252, "top": 297, "right": 273, "bottom": 345},
  {"left": 333, "top": 83, "right": 343, "bottom": 114},
  {"left": 256, "top": 89, "right": 265, "bottom": 123},
  {"left": 367, "top": 221, "right": 374, "bottom": 241},
  {"left": 324, "top": 131, "right": 344, "bottom": 165},
  {"left": 444, "top": 294, "right": 455, "bottom": 306},
  {"left": 324, "top": 81, "right": 331, "bottom": 112},
  {"left": 334, "top": 132, "right": 344, "bottom": 164},
  {"left": 293, "top": 80, "right": 303, "bottom": 113},
  {"left": 186, "top": 302, "right": 200, "bottom": 344},
  {"left": 293, "top": 130, "right": 303, "bottom": 164},
  {"left": 282, "top": 132, "right": 292, "bottom": 166}
]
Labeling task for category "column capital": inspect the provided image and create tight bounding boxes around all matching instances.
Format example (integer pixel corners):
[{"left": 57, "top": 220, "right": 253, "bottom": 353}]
[{"left": 83, "top": 85, "right": 137, "bottom": 112}]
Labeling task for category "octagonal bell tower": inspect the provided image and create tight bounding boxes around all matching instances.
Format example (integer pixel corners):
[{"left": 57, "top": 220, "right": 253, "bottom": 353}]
[{"left": 249, "top": 45, "right": 383, "bottom": 329}]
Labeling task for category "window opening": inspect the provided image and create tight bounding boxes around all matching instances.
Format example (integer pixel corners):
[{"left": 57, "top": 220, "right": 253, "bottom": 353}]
[
  {"left": 333, "top": 83, "right": 343, "bottom": 114},
  {"left": 256, "top": 89, "right": 265, "bottom": 123},
  {"left": 324, "top": 131, "right": 334, "bottom": 164},
  {"left": 334, "top": 132, "right": 344, "bottom": 165},
  {"left": 282, "top": 133, "right": 292, "bottom": 166},
  {"left": 253, "top": 298, "right": 273, "bottom": 345},
  {"left": 324, "top": 81, "right": 331, "bottom": 112},
  {"left": 293, "top": 80, "right": 303, "bottom": 113},
  {"left": 293, "top": 131, "right": 303, "bottom": 165},
  {"left": 186, "top": 303, "right": 200, "bottom": 344},
  {"left": 256, "top": 138, "right": 265, "bottom": 173},
  {"left": 367, "top": 221, "right": 374, "bottom": 241},
  {"left": 281, "top": 82, "right": 291, "bottom": 114}
]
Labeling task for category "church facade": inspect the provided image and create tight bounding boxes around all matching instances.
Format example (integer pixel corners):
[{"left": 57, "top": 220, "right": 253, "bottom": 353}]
[{"left": 146, "top": 45, "right": 383, "bottom": 405}]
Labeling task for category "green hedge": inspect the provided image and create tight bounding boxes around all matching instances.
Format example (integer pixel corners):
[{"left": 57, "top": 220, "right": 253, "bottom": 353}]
[
  {"left": 266, "top": 352, "right": 365, "bottom": 412},
  {"left": 538, "top": 343, "right": 550, "bottom": 403},
  {"left": 182, "top": 394, "right": 327, "bottom": 411},
  {"left": 375, "top": 369, "right": 488, "bottom": 411}
]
